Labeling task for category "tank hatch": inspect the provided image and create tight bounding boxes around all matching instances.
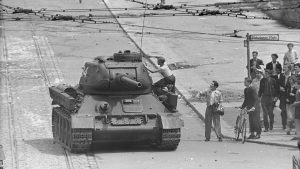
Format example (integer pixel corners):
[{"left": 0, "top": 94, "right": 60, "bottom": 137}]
[{"left": 113, "top": 50, "right": 142, "bottom": 62}]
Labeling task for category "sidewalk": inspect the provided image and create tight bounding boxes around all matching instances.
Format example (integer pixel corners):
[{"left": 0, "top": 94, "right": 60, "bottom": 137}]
[{"left": 175, "top": 82, "right": 299, "bottom": 148}]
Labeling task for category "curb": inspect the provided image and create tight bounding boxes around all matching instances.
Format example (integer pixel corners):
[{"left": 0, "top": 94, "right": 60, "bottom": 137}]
[
  {"left": 175, "top": 89, "right": 205, "bottom": 121},
  {"left": 246, "top": 140, "right": 297, "bottom": 148}
]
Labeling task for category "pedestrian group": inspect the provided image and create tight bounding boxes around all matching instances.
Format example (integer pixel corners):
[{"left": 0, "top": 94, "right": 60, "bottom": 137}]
[{"left": 193, "top": 43, "right": 299, "bottom": 141}]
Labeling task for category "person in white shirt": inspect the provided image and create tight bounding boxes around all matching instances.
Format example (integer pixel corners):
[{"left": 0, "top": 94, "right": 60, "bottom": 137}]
[
  {"left": 144, "top": 57, "right": 176, "bottom": 93},
  {"left": 284, "top": 43, "right": 298, "bottom": 66},
  {"left": 192, "top": 81, "right": 223, "bottom": 142}
]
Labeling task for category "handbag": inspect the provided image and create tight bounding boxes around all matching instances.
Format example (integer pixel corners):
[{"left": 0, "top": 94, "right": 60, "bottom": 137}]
[{"left": 214, "top": 104, "right": 224, "bottom": 116}]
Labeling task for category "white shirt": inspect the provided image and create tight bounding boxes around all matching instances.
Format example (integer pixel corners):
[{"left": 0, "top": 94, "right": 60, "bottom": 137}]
[
  {"left": 159, "top": 64, "right": 173, "bottom": 77},
  {"left": 284, "top": 50, "right": 298, "bottom": 65},
  {"left": 196, "top": 89, "right": 223, "bottom": 106},
  {"left": 272, "top": 62, "right": 277, "bottom": 75}
]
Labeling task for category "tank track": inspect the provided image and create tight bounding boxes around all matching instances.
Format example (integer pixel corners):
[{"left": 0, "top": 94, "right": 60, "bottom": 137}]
[
  {"left": 156, "top": 128, "right": 181, "bottom": 150},
  {"left": 52, "top": 107, "right": 93, "bottom": 153}
]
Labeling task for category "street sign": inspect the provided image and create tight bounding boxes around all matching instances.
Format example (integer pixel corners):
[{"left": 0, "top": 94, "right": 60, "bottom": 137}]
[{"left": 249, "top": 34, "right": 279, "bottom": 41}]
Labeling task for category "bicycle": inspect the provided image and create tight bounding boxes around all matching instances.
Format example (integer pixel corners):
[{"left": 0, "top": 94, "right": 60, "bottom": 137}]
[{"left": 234, "top": 107, "right": 255, "bottom": 143}]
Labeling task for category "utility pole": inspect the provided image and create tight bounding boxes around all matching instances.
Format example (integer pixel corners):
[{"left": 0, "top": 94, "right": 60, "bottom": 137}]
[{"left": 246, "top": 33, "right": 250, "bottom": 78}]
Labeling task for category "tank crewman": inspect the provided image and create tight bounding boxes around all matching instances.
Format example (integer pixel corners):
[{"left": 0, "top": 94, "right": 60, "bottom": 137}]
[{"left": 144, "top": 56, "right": 176, "bottom": 93}]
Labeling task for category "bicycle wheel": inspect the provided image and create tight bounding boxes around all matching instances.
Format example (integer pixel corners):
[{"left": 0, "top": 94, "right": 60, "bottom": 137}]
[
  {"left": 234, "top": 116, "right": 242, "bottom": 140},
  {"left": 242, "top": 119, "right": 247, "bottom": 144}
]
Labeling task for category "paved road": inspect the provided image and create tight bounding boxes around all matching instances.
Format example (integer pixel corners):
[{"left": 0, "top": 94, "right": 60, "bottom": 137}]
[{"left": 0, "top": 0, "right": 298, "bottom": 169}]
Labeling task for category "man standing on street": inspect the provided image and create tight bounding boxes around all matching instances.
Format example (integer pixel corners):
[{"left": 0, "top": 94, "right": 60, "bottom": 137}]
[
  {"left": 247, "top": 51, "right": 264, "bottom": 79},
  {"left": 266, "top": 53, "right": 282, "bottom": 78},
  {"left": 259, "top": 69, "right": 279, "bottom": 131},
  {"left": 193, "top": 81, "right": 223, "bottom": 142},
  {"left": 276, "top": 66, "right": 289, "bottom": 130},
  {"left": 286, "top": 75, "right": 297, "bottom": 135},
  {"left": 241, "top": 77, "right": 261, "bottom": 139},
  {"left": 291, "top": 77, "right": 300, "bottom": 140},
  {"left": 284, "top": 43, "right": 298, "bottom": 66}
]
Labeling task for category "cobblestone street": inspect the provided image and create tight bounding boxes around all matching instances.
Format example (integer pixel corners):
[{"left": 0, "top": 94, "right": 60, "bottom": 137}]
[{"left": 0, "top": 0, "right": 299, "bottom": 168}]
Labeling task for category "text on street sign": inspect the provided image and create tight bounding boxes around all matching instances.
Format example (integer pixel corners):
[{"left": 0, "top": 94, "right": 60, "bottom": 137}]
[{"left": 249, "top": 34, "right": 279, "bottom": 41}]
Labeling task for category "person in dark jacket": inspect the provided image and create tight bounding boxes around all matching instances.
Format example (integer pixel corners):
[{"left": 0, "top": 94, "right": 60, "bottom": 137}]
[
  {"left": 266, "top": 53, "right": 282, "bottom": 78},
  {"left": 286, "top": 76, "right": 297, "bottom": 135},
  {"left": 276, "top": 66, "right": 289, "bottom": 129},
  {"left": 258, "top": 69, "right": 279, "bottom": 131},
  {"left": 241, "top": 77, "right": 261, "bottom": 139},
  {"left": 291, "top": 77, "right": 300, "bottom": 140},
  {"left": 247, "top": 51, "right": 264, "bottom": 79}
]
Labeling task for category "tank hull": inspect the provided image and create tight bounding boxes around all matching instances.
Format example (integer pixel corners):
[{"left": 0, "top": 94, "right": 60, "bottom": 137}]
[{"left": 52, "top": 104, "right": 182, "bottom": 153}]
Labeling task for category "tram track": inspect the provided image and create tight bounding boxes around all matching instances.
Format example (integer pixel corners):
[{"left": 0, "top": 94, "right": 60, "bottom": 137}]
[
  {"left": 30, "top": 22, "right": 101, "bottom": 169},
  {"left": 1, "top": 21, "right": 19, "bottom": 169},
  {"left": 3, "top": 0, "right": 181, "bottom": 168}
]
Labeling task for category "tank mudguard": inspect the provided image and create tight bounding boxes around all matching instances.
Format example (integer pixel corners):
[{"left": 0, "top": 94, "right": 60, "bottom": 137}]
[
  {"left": 157, "top": 114, "right": 184, "bottom": 129},
  {"left": 71, "top": 115, "right": 94, "bottom": 129}
]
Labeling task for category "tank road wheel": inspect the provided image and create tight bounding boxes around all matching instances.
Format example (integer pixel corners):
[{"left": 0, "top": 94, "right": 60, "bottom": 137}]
[
  {"left": 52, "top": 108, "right": 92, "bottom": 153},
  {"left": 59, "top": 114, "right": 64, "bottom": 144},
  {"left": 52, "top": 109, "right": 59, "bottom": 141},
  {"left": 66, "top": 120, "right": 72, "bottom": 149},
  {"left": 155, "top": 128, "right": 181, "bottom": 151}
]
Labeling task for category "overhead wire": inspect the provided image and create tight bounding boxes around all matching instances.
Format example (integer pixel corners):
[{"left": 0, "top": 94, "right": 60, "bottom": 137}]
[
  {"left": 140, "top": 0, "right": 147, "bottom": 49},
  {"left": 2, "top": 2, "right": 300, "bottom": 24},
  {"left": 1, "top": 2, "right": 300, "bottom": 44}
]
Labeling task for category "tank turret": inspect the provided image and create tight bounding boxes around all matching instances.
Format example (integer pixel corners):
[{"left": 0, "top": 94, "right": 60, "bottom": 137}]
[
  {"left": 49, "top": 50, "right": 183, "bottom": 153},
  {"left": 78, "top": 50, "right": 152, "bottom": 95}
]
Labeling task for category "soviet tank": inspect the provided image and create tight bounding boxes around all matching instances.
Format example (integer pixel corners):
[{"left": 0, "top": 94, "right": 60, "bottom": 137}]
[{"left": 49, "top": 50, "right": 184, "bottom": 153}]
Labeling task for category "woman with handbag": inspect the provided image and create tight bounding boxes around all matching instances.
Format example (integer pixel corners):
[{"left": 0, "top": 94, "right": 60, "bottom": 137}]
[
  {"left": 193, "top": 81, "right": 223, "bottom": 142},
  {"left": 241, "top": 77, "right": 261, "bottom": 139}
]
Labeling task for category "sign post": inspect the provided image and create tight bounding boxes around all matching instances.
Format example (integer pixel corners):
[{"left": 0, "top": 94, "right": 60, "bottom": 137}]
[
  {"left": 246, "top": 33, "right": 250, "bottom": 78},
  {"left": 245, "top": 33, "right": 279, "bottom": 78}
]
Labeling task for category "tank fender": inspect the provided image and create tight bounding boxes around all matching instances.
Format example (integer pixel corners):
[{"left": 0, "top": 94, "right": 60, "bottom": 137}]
[
  {"left": 157, "top": 114, "right": 184, "bottom": 129},
  {"left": 71, "top": 115, "right": 94, "bottom": 129}
]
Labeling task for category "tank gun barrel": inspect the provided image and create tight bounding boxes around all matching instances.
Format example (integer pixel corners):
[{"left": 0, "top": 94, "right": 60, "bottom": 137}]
[{"left": 119, "top": 75, "right": 142, "bottom": 88}]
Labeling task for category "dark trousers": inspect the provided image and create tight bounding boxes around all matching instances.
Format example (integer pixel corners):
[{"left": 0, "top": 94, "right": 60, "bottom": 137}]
[
  {"left": 249, "top": 103, "right": 262, "bottom": 134},
  {"left": 261, "top": 95, "right": 275, "bottom": 130},
  {"left": 279, "top": 96, "right": 287, "bottom": 127},
  {"left": 280, "top": 107, "right": 287, "bottom": 127},
  {"left": 205, "top": 105, "right": 222, "bottom": 139},
  {"left": 154, "top": 75, "right": 175, "bottom": 93}
]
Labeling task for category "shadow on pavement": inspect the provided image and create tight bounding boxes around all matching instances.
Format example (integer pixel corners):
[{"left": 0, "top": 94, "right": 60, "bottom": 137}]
[
  {"left": 25, "top": 138, "right": 179, "bottom": 154},
  {"left": 24, "top": 138, "right": 65, "bottom": 156}
]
